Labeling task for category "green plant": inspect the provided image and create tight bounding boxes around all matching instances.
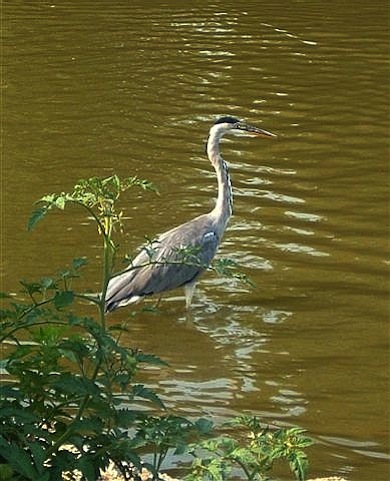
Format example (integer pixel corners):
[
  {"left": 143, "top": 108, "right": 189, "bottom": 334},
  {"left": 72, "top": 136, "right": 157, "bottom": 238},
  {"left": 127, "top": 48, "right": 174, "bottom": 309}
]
[
  {"left": 0, "top": 176, "right": 166, "bottom": 480},
  {"left": 185, "top": 416, "right": 312, "bottom": 481},
  {"left": 133, "top": 416, "right": 214, "bottom": 477},
  {"left": 0, "top": 175, "right": 312, "bottom": 480}
]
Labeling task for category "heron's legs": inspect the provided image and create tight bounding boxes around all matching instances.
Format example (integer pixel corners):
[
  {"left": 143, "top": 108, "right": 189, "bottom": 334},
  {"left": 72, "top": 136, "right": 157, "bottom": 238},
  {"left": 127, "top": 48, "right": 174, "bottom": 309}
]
[
  {"left": 154, "top": 295, "right": 163, "bottom": 308},
  {"left": 184, "top": 282, "right": 196, "bottom": 310}
]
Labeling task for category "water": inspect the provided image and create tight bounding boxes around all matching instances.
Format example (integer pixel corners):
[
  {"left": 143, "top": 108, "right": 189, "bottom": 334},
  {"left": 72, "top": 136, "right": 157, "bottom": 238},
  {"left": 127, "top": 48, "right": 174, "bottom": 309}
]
[{"left": 3, "top": 1, "right": 389, "bottom": 479}]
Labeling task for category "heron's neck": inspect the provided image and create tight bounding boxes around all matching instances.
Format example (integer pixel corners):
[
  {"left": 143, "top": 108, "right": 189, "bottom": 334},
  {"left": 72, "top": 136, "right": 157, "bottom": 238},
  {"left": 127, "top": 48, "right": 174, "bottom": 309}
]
[{"left": 207, "top": 132, "right": 233, "bottom": 228}]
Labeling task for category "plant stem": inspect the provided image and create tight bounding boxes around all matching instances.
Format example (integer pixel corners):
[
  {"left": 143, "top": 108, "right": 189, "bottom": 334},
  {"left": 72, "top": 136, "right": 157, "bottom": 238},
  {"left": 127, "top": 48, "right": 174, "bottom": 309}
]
[{"left": 233, "top": 457, "right": 256, "bottom": 480}]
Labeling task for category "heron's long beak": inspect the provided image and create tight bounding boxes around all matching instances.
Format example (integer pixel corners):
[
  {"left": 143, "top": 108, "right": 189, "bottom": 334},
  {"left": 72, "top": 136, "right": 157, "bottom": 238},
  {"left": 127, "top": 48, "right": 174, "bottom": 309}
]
[{"left": 238, "top": 122, "right": 277, "bottom": 138}]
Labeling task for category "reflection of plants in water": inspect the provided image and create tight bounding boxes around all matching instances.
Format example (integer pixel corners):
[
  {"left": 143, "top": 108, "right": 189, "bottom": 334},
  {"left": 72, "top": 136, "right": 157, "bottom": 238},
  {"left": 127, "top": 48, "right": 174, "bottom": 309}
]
[{"left": 0, "top": 175, "right": 312, "bottom": 480}]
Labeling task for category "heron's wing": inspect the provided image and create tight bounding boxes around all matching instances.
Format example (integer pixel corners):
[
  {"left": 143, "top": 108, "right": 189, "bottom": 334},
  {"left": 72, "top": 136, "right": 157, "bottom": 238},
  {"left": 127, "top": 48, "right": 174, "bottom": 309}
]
[{"left": 105, "top": 214, "right": 221, "bottom": 311}]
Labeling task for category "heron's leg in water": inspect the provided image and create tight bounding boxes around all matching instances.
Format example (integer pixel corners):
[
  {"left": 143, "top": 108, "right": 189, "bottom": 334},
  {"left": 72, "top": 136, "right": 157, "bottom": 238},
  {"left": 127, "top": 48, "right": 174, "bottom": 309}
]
[
  {"left": 154, "top": 295, "right": 163, "bottom": 308},
  {"left": 184, "top": 282, "right": 196, "bottom": 310}
]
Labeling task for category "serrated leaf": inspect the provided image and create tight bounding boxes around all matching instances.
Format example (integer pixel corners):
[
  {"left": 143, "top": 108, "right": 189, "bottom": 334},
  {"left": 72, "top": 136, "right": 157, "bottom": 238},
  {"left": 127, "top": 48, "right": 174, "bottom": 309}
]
[
  {"left": 72, "top": 257, "right": 88, "bottom": 270},
  {"left": 54, "top": 291, "right": 74, "bottom": 310},
  {"left": 27, "top": 207, "right": 48, "bottom": 231},
  {"left": 53, "top": 374, "right": 99, "bottom": 397},
  {"left": 114, "top": 409, "right": 139, "bottom": 428},
  {"left": 59, "top": 338, "right": 90, "bottom": 357},
  {"left": 133, "top": 384, "right": 165, "bottom": 409},
  {"left": 71, "top": 417, "right": 104, "bottom": 435},
  {"left": 0, "top": 436, "right": 38, "bottom": 478},
  {"left": 133, "top": 351, "right": 168, "bottom": 366},
  {"left": 40, "top": 194, "right": 56, "bottom": 203}
]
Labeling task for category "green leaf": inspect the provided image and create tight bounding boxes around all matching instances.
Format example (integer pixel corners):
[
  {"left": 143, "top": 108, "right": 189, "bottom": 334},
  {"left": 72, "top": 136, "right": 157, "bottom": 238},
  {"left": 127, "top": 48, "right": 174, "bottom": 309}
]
[
  {"left": 27, "top": 207, "right": 48, "bottom": 231},
  {"left": 290, "top": 454, "right": 309, "bottom": 481},
  {"left": 53, "top": 374, "right": 99, "bottom": 397},
  {"left": 0, "top": 406, "right": 37, "bottom": 423},
  {"left": 0, "top": 464, "right": 14, "bottom": 480},
  {"left": 29, "top": 442, "right": 47, "bottom": 475},
  {"left": 35, "top": 472, "right": 51, "bottom": 481},
  {"left": 54, "top": 291, "right": 74, "bottom": 310},
  {"left": 132, "top": 351, "right": 168, "bottom": 366},
  {"left": 59, "top": 338, "right": 90, "bottom": 360},
  {"left": 40, "top": 277, "right": 55, "bottom": 290},
  {"left": 194, "top": 418, "right": 214, "bottom": 435},
  {"left": 72, "top": 257, "right": 88, "bottom": 270},
  {"left": 133, "top": 384, "right": 165, "bottom": 409},
  {"left": 0, "top": 435, "right": 39, "bottom": 479},
  {"left": 20, "top": 280, "right": 43, "bottom": 295},
  {"left": 0, "top": 385, "right": 22, "bottom": 400},
  {"left": 70, "top": 417, "right": 104, "bottom": 435},
  {"left": 77, "top": 457, "right": 99, "bottom": 481},
  {"left": 114, "top": 409, "right": 139, "bottom": 428}
]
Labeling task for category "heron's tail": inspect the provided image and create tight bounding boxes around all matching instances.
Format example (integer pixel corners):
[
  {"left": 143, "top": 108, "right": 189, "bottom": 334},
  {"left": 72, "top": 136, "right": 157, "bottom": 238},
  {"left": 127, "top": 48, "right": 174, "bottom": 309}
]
[{"left": 104, "top": 267, "right": 143, "bottom": 313}]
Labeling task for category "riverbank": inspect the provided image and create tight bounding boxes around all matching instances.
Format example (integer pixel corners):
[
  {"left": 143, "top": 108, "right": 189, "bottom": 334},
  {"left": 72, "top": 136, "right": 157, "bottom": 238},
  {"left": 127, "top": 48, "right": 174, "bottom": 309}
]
[{"left": 97, "top": 462, "right": 348, "bottom": 481}]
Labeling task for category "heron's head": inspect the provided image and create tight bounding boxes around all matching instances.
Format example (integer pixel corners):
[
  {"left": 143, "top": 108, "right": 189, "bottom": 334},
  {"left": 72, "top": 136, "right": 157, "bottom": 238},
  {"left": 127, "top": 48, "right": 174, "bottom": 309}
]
[{"left": 211, "top": 116, "right": 277, "bottom": 139}]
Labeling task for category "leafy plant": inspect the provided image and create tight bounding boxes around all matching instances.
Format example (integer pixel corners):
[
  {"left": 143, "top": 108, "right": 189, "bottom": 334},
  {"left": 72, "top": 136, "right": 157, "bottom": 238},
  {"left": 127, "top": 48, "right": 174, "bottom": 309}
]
[
  {"left": 133, "top": 416, "right": 214, "bottom": 477},
  {"left": 1, "top": 175, "right": 163, "bottom": 480},
  {"left": 185, "top": 416, "right": 312, "bottom": 481},
  {"left": 0, "top": 175, "right": 312, "bottom": 480}
]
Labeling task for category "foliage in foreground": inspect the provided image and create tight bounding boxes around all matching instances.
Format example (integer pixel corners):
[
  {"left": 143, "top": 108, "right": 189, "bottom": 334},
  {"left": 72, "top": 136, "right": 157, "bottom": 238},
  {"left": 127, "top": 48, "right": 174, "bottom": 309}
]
[
  {"left": 186, "top": 416, "right": 311, "bottom": 481},
  {"left": 0, "top": 175, "right": 312, "bottom": 480}
]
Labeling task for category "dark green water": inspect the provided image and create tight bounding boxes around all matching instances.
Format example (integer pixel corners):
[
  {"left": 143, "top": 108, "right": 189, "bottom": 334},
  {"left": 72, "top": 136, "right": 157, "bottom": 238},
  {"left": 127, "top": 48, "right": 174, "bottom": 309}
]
[{"left": 3, "top": 1, "right": 389, "bottom": 479}]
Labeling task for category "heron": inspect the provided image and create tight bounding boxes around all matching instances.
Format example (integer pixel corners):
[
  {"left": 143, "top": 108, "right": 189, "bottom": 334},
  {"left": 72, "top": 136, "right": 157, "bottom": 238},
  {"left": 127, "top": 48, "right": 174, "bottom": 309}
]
[{"left": 105, "top": 116, "right": 276, "bottom": 312}]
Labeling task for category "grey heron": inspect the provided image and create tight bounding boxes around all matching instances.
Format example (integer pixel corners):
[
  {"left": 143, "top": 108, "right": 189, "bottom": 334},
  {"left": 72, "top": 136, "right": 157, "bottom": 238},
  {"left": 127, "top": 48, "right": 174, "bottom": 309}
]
[{"left": 105, "top": 116, "right": 276, "bottom": 312}]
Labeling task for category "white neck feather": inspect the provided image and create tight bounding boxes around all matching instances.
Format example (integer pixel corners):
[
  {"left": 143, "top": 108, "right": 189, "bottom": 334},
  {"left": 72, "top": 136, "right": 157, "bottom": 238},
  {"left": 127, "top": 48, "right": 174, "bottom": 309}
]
[{"left": 206, "top": 125, "right": 233, "bottom": 229}]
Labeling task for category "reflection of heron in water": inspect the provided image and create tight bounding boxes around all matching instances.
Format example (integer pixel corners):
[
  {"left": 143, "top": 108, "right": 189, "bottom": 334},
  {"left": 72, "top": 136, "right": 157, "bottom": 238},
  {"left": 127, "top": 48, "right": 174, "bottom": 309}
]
[{"left": 105, "top": 116, "right": 276, "bottom": 312}]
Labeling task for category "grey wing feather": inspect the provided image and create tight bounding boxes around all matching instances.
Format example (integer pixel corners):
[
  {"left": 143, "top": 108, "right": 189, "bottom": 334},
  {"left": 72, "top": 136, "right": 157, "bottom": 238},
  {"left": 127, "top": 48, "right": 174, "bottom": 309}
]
[{"left": 105, "top": 214, "right": 221, "bottom": 311}]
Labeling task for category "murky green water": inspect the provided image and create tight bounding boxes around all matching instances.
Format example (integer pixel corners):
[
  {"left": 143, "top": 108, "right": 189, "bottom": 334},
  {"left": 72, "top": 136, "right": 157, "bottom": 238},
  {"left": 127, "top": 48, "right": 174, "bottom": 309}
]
[{"left": 3, "top": 1, "right": 389, "bottom": 479}]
